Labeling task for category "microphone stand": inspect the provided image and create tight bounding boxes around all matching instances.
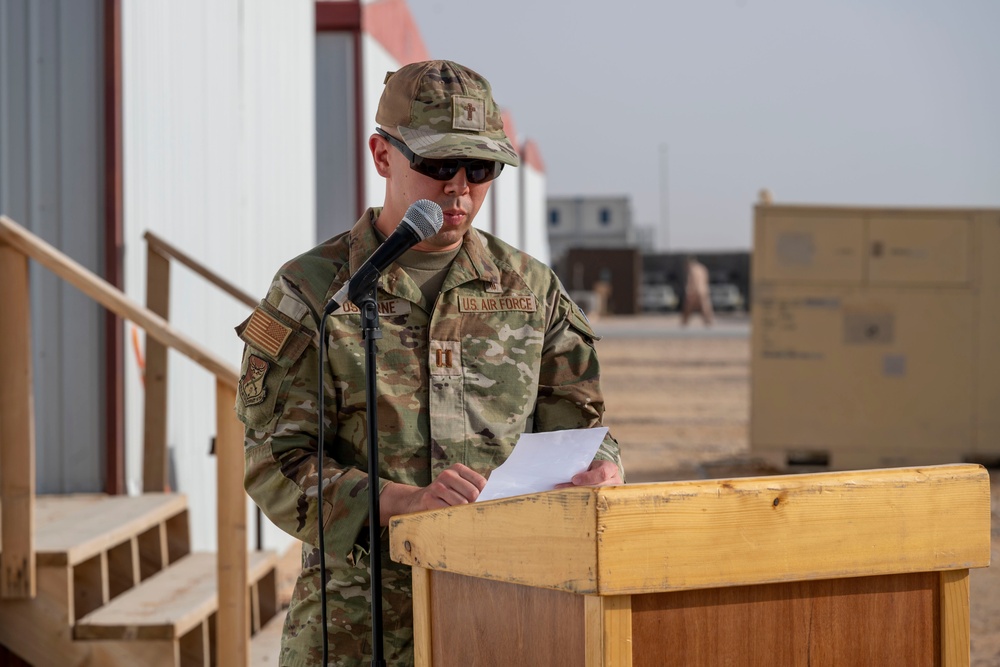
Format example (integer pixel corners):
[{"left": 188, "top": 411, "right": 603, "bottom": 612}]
[{"left": 355, "top": 285, "right": 387, "bottom": 667}]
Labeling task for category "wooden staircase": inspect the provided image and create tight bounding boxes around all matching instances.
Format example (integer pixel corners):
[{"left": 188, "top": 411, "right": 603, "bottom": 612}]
[
  {"left": 0, "top": 216, "right": 295, "bottom": 666},
  {"left": 0, "top": 493, "right": 284, "bottom": 666}
]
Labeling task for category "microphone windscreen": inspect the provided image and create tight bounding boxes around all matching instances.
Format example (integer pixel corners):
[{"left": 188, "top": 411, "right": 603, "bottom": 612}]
[{"left": 403, "top": 199, "right": 444, "bottom": 240}]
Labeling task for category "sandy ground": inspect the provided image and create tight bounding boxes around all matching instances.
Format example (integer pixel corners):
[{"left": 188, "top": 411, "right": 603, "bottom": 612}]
[{"left": 593, "top": 313, "right": 999, "bottom": 666}]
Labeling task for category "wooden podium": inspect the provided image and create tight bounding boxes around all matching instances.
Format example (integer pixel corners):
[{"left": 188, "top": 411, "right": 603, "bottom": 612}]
[{"left": 389, "top": 464, "right": 991, "bottom": 666}]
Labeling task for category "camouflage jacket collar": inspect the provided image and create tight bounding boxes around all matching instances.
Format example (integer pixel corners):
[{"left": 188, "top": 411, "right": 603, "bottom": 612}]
[
  {"left": 446, "top": 228, "right": 502, "bottom": 293},
  {"left": 336, "top": 208, "right": 503, "bottom": 300}
]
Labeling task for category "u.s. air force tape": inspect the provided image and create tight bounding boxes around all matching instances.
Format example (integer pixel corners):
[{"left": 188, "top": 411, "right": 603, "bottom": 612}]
[{"left": 458, "top": 295, "right": 536, "bottom": 313}]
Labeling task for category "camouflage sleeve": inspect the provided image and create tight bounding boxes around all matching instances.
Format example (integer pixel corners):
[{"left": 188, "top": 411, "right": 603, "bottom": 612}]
[
  {"left": 534, "top": 291, "right": 625, "bottom": 480},
  {"left": 235, "top": 295, "right": 376, "bottom": 568}
]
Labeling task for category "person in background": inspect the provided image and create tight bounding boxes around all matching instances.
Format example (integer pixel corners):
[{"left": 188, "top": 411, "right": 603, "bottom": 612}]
[
  {"left": 234, "top": 59, "right": 623, "bottom": 666},
  {"left": 681, "top": 255, "right": 714, "bottom": 326}
]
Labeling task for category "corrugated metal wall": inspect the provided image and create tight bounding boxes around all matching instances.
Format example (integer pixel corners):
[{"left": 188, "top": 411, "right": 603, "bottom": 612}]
[
  {"left": 0, "top": 0, "right": 106, "bottom": 493},
  {"left": 121, "top": 0, "right": 315, "bottom": 551},
  {"left": 316, "top": 31, "right": 358, "bottom": 240}
]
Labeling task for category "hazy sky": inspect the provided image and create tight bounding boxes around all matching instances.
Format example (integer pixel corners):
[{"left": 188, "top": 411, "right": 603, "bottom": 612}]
[{"left": 409, "top": 0, "right": 1000, "bottom": 251}]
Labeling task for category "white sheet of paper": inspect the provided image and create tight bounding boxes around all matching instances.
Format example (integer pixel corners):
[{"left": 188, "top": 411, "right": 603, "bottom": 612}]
[{"left": 476, "top": 427, "right": 609, "bottom": 502}]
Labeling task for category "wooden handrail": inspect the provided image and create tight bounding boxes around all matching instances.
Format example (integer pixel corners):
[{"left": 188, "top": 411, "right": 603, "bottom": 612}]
[
  {"left": 0, "top": 242, "right": 36, "bottom": 600},
  {"left": 141, "top": 229, "right": 257, "bottom": 494},
  {"left": 0, "top": 216, "right": 238, "bottom": 386},
  {"left": 144, "top": 230, "right": 257, "bottom": 308},
  {"left": 0, "top": 215, "right": 249, "bottom": 666}
]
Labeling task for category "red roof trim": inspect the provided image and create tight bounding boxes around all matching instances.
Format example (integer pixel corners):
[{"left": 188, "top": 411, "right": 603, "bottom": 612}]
[
  {"left": 315, "top": 1, "right": 362, "bottom": 31},
  {"left": 500, "top": 109, "right": 520, "bottom": 154},
  {"left": 520, "top": 139, "right": 545, "bottom": 173},
  {"left": 362, "top": 0, "right": 430, "bottom": 65}
]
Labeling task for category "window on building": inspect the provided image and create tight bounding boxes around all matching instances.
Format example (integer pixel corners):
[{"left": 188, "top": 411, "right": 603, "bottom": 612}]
[
  {"left": 549, "top": 209, "right": 560, "bottom": 226},
  {"left": 599, "top": 208, "right": 611, "bottom": 225}
]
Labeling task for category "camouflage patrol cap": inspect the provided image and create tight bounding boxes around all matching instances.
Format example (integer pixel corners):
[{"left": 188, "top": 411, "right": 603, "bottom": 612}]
[{"left": 376, "top": 60, "right": 520, "bottom": 167}]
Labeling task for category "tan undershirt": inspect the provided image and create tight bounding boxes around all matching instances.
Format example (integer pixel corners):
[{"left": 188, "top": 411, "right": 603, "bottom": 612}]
[{"left": 374, "top": 225, "right": 460, "bottom": 311}]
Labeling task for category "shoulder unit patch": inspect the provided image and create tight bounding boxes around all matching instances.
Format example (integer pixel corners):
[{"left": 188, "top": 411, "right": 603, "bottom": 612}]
[{"left": 239, "top": 354, "right": 269, "bottom": 406}]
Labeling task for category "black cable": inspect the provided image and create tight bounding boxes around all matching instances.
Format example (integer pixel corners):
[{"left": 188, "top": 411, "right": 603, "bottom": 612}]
[
  {"left": 359, "top": 296, "right": 386, "bottom": 667},
  {"left": 317, "top": 299, "right": 339, "bottom": 666},
  {"left": 317, "top": 294, "right": 386, "bottom": 666}
]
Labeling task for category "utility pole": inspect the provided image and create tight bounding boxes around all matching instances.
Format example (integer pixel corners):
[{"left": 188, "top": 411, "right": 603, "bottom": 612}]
[{"left": 659, "top": 143, "right": 669, "bottom": 252}]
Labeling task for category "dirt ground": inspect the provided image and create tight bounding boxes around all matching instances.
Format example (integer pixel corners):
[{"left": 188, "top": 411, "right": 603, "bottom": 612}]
[{"left": 593, "top": 314, "right": 999, "bottom": 666}]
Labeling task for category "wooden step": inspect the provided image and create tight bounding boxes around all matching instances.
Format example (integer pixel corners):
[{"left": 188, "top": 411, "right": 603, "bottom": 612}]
[
  {"left": 1, "top": 493, "right": 190, "bottom": 623},
  {"left": 249, "top": 611, "right": 285, "bottom": 666},
  {"left": 32, "top": 493, "right": 190, "bottom": 568},
  {"left": 0, "top": 493, "right": 194, "bottom": 666},
  {"left": 74, "top": 550, "right": 279, "bottom": 642}
]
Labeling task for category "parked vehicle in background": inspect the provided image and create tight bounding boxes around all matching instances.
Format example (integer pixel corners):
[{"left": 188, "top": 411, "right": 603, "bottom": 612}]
[
  {"left": 640, "top": 283, "right": 680, "bottom": 312},
  {"left": 709, "top": 283, "right": 745, "bottom": 312}
]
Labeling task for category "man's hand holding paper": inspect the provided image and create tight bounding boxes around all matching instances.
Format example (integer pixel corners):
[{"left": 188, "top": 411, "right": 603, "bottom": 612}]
[{"left": 477, "top": 427, "right": 620, "bottom": 502}]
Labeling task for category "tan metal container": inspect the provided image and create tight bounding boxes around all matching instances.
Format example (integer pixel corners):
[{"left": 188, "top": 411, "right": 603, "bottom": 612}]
[{"left": 751, "top": 203, "right": 1000, "bottom": 470}]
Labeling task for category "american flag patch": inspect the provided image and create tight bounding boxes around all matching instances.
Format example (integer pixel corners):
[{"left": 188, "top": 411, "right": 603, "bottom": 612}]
[{"left": 244, "top": 307, "right": 292, "bottom": 358}]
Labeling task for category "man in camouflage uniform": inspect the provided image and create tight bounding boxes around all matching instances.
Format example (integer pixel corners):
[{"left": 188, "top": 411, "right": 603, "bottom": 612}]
[{"left": 235, "top": 60, "right": 624, "bottom": 666}]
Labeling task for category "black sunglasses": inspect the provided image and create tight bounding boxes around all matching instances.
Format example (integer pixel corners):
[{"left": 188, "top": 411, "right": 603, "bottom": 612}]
[{"left": 376, "top": 128, "right": 504, "bottom": 185}]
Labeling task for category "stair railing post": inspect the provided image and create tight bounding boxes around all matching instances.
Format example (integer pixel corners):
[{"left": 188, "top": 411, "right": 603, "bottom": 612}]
[
  {"left": 216, "top": 379, "right": 249, "bottom": 667},
  {"left": 143, "top": 243, "right": 171, "bottom": 492},
  {"left": 0, "top": 243, "right": 37, "bottom": 599}
]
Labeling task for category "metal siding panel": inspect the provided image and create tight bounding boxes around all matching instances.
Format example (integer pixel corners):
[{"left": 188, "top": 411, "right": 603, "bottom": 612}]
[
  {"left": 316, "top": 33, "right": 356, "bottom": 240},
  {"left": 757, "top": 211, "right": 866, "bottom": 284},
  {"left": 122, "top": 0, "right": 241, "bottom": 551},
  {"left": 752, "top": 285, "right": 976, "bottom": 463},
  {"left": 0, "top": 0, "right": 31, "bottom": 221},
  {"left": 122, "top": 0, "right": 313, "bottom": 551},
  {"left": 123, "top": 0, "right": 231, "bottom": 550},
  {"left": 242, "top": 0, "right": 315, "bottom": 554},
  {"left": 0, "top": 0, "right": 105, "bottom": 494},
  {"left": 58, "top": 0, "right": 105, "bottom": 492},
  {"left": 243, "top": 0, "right": 317, "bottom": 277},
  {"left": 868, "top": 216, "right": 971, "bottom": 286},
  {"left": 1, "top": 1, "right": 61, "bottom": 491},
  {"left": 977, "top": 215, "right": 1000, "bottom": 456},
  {"left": 120, "top": 0, "right": 150, "bottom": 501},
  {"left": 29, "top": 0, "right": 68, "bottom": 492}
]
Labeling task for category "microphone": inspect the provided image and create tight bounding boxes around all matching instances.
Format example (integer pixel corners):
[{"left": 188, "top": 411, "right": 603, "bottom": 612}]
[{"left": 326, "top": 199, "right": 444, "bottom": 313}]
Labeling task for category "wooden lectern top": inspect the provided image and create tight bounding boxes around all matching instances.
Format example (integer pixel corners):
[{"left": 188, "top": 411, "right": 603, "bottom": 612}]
[{"left": 389, "top": 464, "right": 990, "bottom": 596}]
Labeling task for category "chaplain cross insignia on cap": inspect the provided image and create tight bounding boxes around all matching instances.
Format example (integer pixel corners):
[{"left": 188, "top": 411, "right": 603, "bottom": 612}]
[{"left": 452, "top": 95, "right": 486, "bottom": 131}]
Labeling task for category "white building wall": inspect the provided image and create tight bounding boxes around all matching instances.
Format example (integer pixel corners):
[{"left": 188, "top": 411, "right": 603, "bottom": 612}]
[
  {"left": 546, "top": 198, "right": 580, "bottom": 264},
  {"left": 360, "top": 34, "right": 398, "bottom": 213},
  {"left": 122, "top": 0, "right": 315, "bottom": 551},
  {"left": 578, "top": 197, "right": 632, "bottom": 237},
  {"left": 473, "top": 189, "right": 495, "bottom": 237},
  {"left": 520, "top": 162, "right": 550, "bottom": 265},
  {"left": 488, "top": 165, "right": 521, "bottom": 250},
  {"left": 0, "top": 0, "right": 106, "bottom": 493}
]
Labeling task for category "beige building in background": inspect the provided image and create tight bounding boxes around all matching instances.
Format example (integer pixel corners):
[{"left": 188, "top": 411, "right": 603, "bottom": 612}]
[{"left": 546, "top": 195, "right": 637, "bottom": 266}]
